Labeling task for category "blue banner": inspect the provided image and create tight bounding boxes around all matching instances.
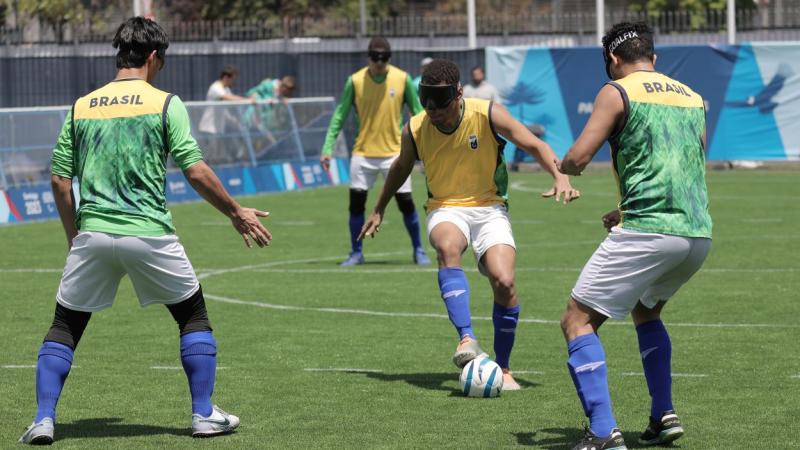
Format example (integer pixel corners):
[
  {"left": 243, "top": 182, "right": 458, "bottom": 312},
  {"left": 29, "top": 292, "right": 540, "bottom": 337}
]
[{"left": 487, "top": 43, "right": 800, "bottom": 161}]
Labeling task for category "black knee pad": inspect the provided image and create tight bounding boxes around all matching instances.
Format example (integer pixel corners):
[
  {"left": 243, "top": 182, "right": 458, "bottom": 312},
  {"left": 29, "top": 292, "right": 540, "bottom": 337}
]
[
  {"left": 349, "top": 189, "right": 368, "bottom": 215},
  {"left": 43, "top": 304, "right": 92, "bottom": 349},
  {"left": 166, "top": 286, "right": 212, "bottom": 335},
  {"left": 394, "top": 192, "right": 416, "bottom": 215}
]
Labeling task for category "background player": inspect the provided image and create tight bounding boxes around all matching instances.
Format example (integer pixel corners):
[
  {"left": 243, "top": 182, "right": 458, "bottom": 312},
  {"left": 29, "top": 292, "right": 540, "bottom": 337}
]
[
  {"left": 319, "top": 37, "right": 429, "bottom": 267},
  {"left": 556, "top": 22, "right": 712, "bottom": 450},
  {"left": 359, "top": 59, "right": 579, "bottom": 389},
  {"left": 18, "top": 17, "right": 271, "bottom": 444}
]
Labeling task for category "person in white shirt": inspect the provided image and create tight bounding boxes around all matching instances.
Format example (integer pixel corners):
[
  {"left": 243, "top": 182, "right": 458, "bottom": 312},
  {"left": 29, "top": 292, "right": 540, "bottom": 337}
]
[
  {"left": 198, "top": 65, "right": 252, "bottom": 134},
  {"left": 462, "top": 65, "right": 499, "bottom": 103}
]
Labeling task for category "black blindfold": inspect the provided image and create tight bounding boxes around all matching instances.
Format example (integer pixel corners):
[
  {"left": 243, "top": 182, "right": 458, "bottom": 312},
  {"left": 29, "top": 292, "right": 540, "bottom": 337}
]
[{"left": 419, "top": 83, "right": 458, "bottom": 110}]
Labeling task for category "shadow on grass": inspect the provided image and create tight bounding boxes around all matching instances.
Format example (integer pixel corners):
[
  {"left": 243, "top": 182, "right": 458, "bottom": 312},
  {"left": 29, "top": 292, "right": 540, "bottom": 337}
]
[
  {"left": 57, "top": 417, "right": 187, "bottom": 440},
  {"left": 512, "top": 428, "right": 678, "bottom": 449},
  {"left": 348, "top": 371, "right": 539, "bottom": 394}
]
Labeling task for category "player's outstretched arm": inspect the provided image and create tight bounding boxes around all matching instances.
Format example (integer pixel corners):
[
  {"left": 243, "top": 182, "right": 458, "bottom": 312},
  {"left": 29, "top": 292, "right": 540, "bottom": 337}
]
[
  {"left": 51, "top": 175, "right": 78, "bottom": 249},
  {"left": 358, "top": 125, "right": 417, "bottom": 240},
  {"left": 558, "top": 84, "right": 624, "bottom": 176},
  {"left": 183, "top": 161, "right": 272, "bottom": 248},
  {"left": 490, "top": 103, "right": 580, "bottom": 204},
  {"left": 320, "top": 77, "right": 355, "bottom": 171}
]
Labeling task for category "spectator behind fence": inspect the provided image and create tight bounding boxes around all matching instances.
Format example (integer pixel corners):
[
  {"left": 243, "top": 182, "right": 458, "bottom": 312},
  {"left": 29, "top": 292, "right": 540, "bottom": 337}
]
[
  {"left": 413, "top": 57, "right": 433, "bottom": 95},
  {"left": 198, "top": 65, "right": 252, "bottom": 135},
  {"left": 244, "top": 76, "right": 297, "bottom": 131},
  {"left": 462, "top": 65, "right": 499, "bottom": 103}
]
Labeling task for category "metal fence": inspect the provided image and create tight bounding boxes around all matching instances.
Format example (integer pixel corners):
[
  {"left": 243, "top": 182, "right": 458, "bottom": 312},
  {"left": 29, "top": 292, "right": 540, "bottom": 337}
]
[
  {"left": 2, "top": 7, "right": 800, "bottom": 45},
  {"left": 0, "top": 97, "right": 347, "bottom": 190}
]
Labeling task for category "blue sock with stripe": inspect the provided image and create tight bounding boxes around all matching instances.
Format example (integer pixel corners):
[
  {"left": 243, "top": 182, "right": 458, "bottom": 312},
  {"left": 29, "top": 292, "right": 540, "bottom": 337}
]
[
  {"left": 492, "top": 303, "right": 519, "bottom": 369},
  {"left": 438, "top": 268, "right": 474, "bottom": 339},
  {"left": 35, "top": 341, "right": 74, "bottom": 422},
  {"left": 180, "top": 331, "right": 217, "bottom": 417},
  {"left": 636, "top": 320, "right": 674, "bottom": 418},
  {"left": 401, "top": 210, "right": 422, "bottom": 249},
  {"left": 567, "top": 333, "right": 617, "bottom": 437},
  {"left": 349, "top": 213, "right": 364, "bottom": 254}
]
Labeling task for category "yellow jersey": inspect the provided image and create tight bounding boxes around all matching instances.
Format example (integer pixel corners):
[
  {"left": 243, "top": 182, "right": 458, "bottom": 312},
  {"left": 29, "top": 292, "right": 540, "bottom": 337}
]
[
  {"left": 351, "top": 65, "right": 408, "bottom": 157},
  {"left": 409, "top": 98, "right": 508, "bottom": 212}
]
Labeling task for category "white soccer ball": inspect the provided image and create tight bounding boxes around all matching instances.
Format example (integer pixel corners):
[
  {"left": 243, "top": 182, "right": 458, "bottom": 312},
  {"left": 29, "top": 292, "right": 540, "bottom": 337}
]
[{"left": 459, "top": 357, "right": 504, "bottom": 398}]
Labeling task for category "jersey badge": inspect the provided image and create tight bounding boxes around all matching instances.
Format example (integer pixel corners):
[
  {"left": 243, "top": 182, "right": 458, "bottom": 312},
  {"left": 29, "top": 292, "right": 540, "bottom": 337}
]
[
  {"left": 468, "top": 134, "right": 479, "bottom": 150},
  {"left": 389, "top": 88, "right": 396, "bottom": 98}
]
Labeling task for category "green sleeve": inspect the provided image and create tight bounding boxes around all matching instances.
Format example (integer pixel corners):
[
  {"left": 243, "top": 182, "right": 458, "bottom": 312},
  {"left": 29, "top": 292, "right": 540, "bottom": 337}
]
[
  {"left": 167, "top": 96, "right": 204, "bottom": 170},
  {"left": 321, "top": 77, "right": 354, "bottom": 156},
  {"left": 405, "top": 75, "right": 423, "bottom": 115},
  {"left": 51, "top": 110, "right": 74, "bottom": 178}
]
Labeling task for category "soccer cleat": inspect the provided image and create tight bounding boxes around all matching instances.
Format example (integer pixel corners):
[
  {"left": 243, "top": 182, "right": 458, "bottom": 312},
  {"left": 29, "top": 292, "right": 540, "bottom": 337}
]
[
  {"left": 339, "top": 252, "right": 364, "bottom": 267},
  {"left": 501, "top": 369, "right": 521, "bottom": 391},
  {"left": 571, "top": 427, "right": 627, "bottom": 450},
  {"left": 639, "top": 410, "right": 684, "bottom": 445},
  {"left": 18, "top": 418, "right": 54, "bottom": 445},
  {"left": 192, "top": 405, "right": 240, "bottom": 438},
  {"left": 413, "top": 247, "right": 431, "bottom": 265},
  {"left": 452, "top": 336, "right": 488, "bottom": 368}
]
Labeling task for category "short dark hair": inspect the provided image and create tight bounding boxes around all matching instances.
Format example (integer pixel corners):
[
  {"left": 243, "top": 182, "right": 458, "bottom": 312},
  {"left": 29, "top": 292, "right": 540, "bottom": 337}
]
[
  {"left": 471, "top": 65, "right": 484, "bottom": 73},
  {"left": 421, "top": 59, "right": 460, "bottom": 86},
  {"left": 112, "top": 17, "right": 169, "bottom": 69},
  {"left": 220, "top": 65, "right": 238, "bottom": 78},
  {"left": 602, "top": 22, "right": 654, "bottom": 64},
  {"left": 368, "top": 37, "right": 390, "bottom": 53}
]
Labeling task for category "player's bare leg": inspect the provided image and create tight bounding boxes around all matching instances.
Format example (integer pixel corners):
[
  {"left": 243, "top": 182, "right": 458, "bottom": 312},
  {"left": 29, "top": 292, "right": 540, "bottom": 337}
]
[
  {"left": 481, "top": 244, "right": 522, "bottom": 390},
  {"left": 430, "top": 222, "right": 486, "bottom": 367}
]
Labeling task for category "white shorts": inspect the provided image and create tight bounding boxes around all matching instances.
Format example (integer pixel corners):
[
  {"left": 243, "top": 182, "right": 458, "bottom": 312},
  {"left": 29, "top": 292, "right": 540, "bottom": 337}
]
[
  {"left": 56, "top": 231, "right": 200, "bottom": 312},
  {"left": 349, "top": 154, "right": 412, "bottom": 193},
  {"left": 426, "top": 205, "right": 516, "bottom": 269},
  {"left": 571, "top": 227, "right": 711, "bottom": 320}
]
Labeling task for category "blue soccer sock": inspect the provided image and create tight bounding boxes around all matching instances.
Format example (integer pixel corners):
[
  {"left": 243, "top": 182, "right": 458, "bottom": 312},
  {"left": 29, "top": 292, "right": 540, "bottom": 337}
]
[
  {"left": 438, "top": 268, "right": 474, "bottom": 339},
  {"left": 348, "top": 213, "right": 364, "bottom": 254},
  {"left": 492, "top": 303, "right": 520, "bottom": 369},
  {"left": 402, "top": 210, "right": 423, "bottom": 250},
  {"left": 636, "top": 319, "right": 674, "bottom": 418},
  {"left": 567, "top": 333, "right": 617, "bottom": 437},
  {"left": 180, "top": 331, "right": 217, "bottom": 417},
  {"left": 35, "top": 341, "right": 74, "bottom": 422}
]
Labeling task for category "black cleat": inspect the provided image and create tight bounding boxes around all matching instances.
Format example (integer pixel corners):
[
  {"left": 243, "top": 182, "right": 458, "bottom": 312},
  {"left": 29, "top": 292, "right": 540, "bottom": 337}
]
[
  {"left": 572, "top": 427, "right": 627, "bottom": 450},
  {"left": 639, "top": 410, "right": 684, "bottom": 445}
]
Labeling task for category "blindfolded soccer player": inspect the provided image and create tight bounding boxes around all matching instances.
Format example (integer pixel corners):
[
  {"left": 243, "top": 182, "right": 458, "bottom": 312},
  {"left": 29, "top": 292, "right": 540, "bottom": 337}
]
[
  {"left": 359, "top": 59, "right": 580, "bottom": 390},
  {"left": 320, "top": 37, "right": 430, "bottom": 267},
  {"left": 557, "top": 22, "right": 712, "bottom": 450}
]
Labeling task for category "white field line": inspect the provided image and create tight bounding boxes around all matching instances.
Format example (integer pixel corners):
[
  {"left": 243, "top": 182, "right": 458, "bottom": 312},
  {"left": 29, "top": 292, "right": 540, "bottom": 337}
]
[
  {"left": 151, "top": 366, "right": 228, "bottom": 370},
  {"left": 0, "top": 268, "right": 62, "bottom": 273},
  {"left": 201, "top": 220, "right": 316, "bottom": 226},
  {"left": 511, "top": 370, "right": 546, "bottom": 375},
  {"left": 620, "top": 372, "right": 707, "bottom": 378},
  {"left": 196, "top": 251, "right": 407, "bottom": 281},
  {"left": 246, "top": 266, "right": 798, "bottom": 275},
  {"left": 304, "top": 368, "right": 383, "bottom": 373},
  {"left": 203, "top": 293, "right": 798, "bottom": 329},
  {"left": 2, "top": 365, "right": 79, "bottom": 369},
  {"left": 791, "top": 375, "right": 800, "bottom": 379}
]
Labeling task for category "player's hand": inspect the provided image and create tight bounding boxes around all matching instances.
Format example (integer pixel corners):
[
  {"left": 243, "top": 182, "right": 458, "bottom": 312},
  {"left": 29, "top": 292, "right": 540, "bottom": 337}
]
[
  {"left": 230, "top": 207, "right": 272, "bottom": 248},
  {"left": 601, "top": 209, "right": 621, "bottom": 232},
  {"left": 320, "top": 154, "right": 331, "bottom": 171},
  {"left": 358, "top": 211, "right": 384, "bottom": 240},
  {"left": 541, "top": 175, "right": 580, "bottom": 204}
]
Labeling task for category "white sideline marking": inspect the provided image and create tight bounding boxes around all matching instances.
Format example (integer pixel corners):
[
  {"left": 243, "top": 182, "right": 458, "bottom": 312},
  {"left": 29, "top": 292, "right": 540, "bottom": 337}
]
[
  {"left": 204, "top": 293, "right": 798, "bottom": 329},
  {"left": 0, "top": 268, "right": 62, "bottom": 273},
  {"left": 512, "top": 370, "right": 546, "bottom": 375},
  {"left": 791, "top": 374, "right": 800, "bottom": 379},
  {"left": 304, "top": 368, "right": 383, "bottom": 373},
  {"left": 151, "top": 366, "right": 228, "bottom": 370},
  {"left": 620, "top": 372, "right": 707, "bottom": 378},
  {"left": 196, "top": 251, "right": 407, "bottom": 281},
  {"left": 201, "top": 220, "right": 316, "bottom": 226}
]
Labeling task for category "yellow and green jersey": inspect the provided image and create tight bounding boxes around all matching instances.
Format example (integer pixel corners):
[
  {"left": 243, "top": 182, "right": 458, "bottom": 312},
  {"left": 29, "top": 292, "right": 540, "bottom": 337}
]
[
  {"left": 409, "top": 98, "right": 508, "bottom": 212},
  {"left": 609, "top": 71, "right": 712, "bottom": 238},
  {"left": 51, "top": 78, "right": 203, "bottom": 236},
  {"left": 322, "top": 65, "right": 423, "bottom": 158}
]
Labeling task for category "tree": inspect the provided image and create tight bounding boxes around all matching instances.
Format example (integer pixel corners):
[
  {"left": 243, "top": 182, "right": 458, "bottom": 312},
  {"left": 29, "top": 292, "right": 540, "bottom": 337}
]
[{"left": 19, "top": 0, "right": 86, "bottom": 42}]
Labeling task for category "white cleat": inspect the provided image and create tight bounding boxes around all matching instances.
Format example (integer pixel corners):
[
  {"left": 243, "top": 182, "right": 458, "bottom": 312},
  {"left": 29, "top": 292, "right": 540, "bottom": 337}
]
[
  {"left": 191, "top": 405, "right": 240, "bottom": 438},
  {"left": 502, "top": 370, "right": 522, "bottom": 391},
  {"left": 452, "top": 337, "right": 489, "bottom": 369},
  {"left": 18, "top": 418, "right": 54, "bottom": 445}
]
